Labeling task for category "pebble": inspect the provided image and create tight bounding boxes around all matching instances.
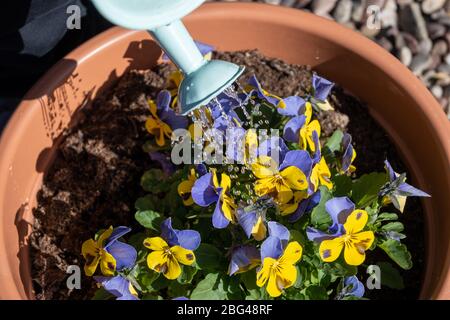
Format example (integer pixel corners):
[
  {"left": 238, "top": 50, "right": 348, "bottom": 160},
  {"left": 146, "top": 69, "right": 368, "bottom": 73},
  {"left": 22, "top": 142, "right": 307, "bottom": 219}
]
[
  {"left": 312, "top": 0, "right": 338, "bottom": 16},
  {"left": 211, "top": 0, "right": 449, "bottom": 117},
  {"left": 421, "top": 0, "right": 447, "bottom": 15},
  {"left": 400, "top": 46, "right": 413, "bottom": 66},
  {"left": 333, "top": 0, "right": 353, "bottom": 23}
]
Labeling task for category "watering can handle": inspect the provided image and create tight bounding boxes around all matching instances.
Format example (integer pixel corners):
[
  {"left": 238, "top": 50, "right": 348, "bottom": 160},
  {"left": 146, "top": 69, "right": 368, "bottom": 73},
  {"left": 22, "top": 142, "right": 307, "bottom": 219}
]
[{"left": 150, "top": 20, "right": 206, "bottom": 75}]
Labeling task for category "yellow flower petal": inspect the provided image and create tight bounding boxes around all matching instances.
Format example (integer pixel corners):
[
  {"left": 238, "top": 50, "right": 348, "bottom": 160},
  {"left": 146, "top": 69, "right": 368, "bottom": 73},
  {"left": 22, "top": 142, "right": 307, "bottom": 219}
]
[
  {"left": 307, "top": 121, "right": 321, "bottom": 151},
  {"left": 304, "top": 102, "right": 312, "bottom": 125},
  {"left": 252, "top": 156, "right": 279, "bottom": 179},
  {"left": 254, "top": 177, "right": 276, "bottom": 197},
  {"left": 344, "top": 210, "right": 368, "bottom": 234},
  {"left": 221, "top": 195, "right": 236, "bottom": 222},
  {"left": 343, "top": 231, "right": 375, "bottom": 266},
  {"left": 148, "top": 100, "right": 158, "bottom": 118},
  {"left": 171, "top": 246, "right": 196, "bottom": 266},
  {"left": 82, "top": 239, "right": 100, "bottom": 276},
  {"left": 275, "top": 181, "right": 294, "bottom": 205},
  {"left": 256, "top": 257, "right": 276, "bottom": 288},
  {"left": 220, "top": 173, "right": 231, "bottom": 193},
  {"left": 279, "top": 241, "right": 303, "bottom": 265},
  {"left": 251, "top": 216, "right": 267, "bottom": 241},
  {"left": 97, "top": 226, "right": 114, "bottom": 247},
  {"left": 276, "top": 264, "right": 297, "bottom": 292},
  {"left": 147, "top": 250, "right": 168, "bottom": 273},
  {"left": 99, "top": 249, "right": 116, "bottom": 276},
  {"left": 178, "top": 180, "right": 194, "bottom": 206},
  {"left": 281, "top": 166, "right": 308, "bottom": 190},
  {"left": 143, "top": 237, "right": 169, "bottom": 251},
  {"left": 266, "top": 271, "right": 282, "bottom": 297},
  {"left": 164, "top": 256, "right": 182, "bottom": 280},
  {"left": 319, "top": 237, "right": 344, "bottom": 262}
]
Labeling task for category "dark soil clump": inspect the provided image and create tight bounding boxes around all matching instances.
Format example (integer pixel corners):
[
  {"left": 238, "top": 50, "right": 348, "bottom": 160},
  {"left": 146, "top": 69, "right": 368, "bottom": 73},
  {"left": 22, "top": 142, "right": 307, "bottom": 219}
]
[{"left": 31, "top": 49, "right": 424, "bottom": 300}]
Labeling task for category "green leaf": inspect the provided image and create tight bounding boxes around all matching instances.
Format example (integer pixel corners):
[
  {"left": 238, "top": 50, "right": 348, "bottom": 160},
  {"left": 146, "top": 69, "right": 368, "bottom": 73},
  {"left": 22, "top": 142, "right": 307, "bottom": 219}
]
[
  {"left": 195, "top": 243, "right": 223, "bottom": 271},
  {"left": 168, "top": 280, "right": 189, "bottom": 298},
  {"left": 378, "top": 239, "right": 412, "bottom": 270},
  {"left": 324, "top": 130, "right": 344, "bottom": 154},
  {"left": 135, "top": 210, "right": 162, "bottom": 231},
  {"left": 190, "top": 273, "right": 227, "bottom": 300},
  {"left": 303, "top": 285, "right": 329, "bottom": 300},
  {"left": 377, "top": 212, "right": 398, "bottom": 222},
  {"left": 352, "top": 173, "right": 388, "bottom": 208},
  {"left": 332, "top": 174, "right": 352, "bottom": 197},
  {"left": 378, "top": 262, "right": 405, "bottom": 289},
  {"left": 310, "top": 186, "right": 333, "bottom": 229},
  {"left": 381, "top": 222, "right": 404, "bottom": 233},
  {"left": 138, "top": 270, "right": 160, "bottom": 291},
  {"left": 177, "top": 266, "right": 198, "bottom": 285},
  {"left": 91, "top": 287, "right": 113, "bottom": 300}
]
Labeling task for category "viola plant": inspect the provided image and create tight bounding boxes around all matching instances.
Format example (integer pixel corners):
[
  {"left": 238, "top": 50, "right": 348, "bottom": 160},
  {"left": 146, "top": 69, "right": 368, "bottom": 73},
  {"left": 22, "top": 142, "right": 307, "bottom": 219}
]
[{"left": 82, "top": 45, "right": 430, "bottom": 300}]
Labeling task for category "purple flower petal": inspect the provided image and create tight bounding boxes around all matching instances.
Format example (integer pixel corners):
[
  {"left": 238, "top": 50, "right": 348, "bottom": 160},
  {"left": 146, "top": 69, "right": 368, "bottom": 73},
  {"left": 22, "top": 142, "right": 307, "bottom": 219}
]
[
  {"left": 248, "top": 75, "right": 280, "bottom": 106},
  {"left": 156, "top": 90, "right": 171, "bottom": 112},
  {"left": 311, "top": 130, "right": 321, "bottom": 164},
  {"left": 191, "top": 173, "right": 218, "bottom": 207},
  {"left": 161, "top": 218, "right": 179, "bottom": 247},
  {"left": 212, "top": 195, "right": 230, "bottom": 229},
  {"left": 288, "top": 190, "right": 321, "bottom": 223},
  {"left": 341, "top": 133, "right": 354, "bottom": 172},
  {"left": 343, "top": 276, "right": 365, "bottom": 298},
  {"left": 257, "top": 136, "right": 289, "bottom": 165},
  {"left": 94, "top": 276, "right": 138, "bottom": 300},
  {"left": 149, "top": 151, "right": 175, "bottom": 176},
  {"left": 175, "top": 230, "right": 201, "bottom": 251},
  {"left": 397, "top": 183, "right": 430, "bottom": 197},
  {"left": 228, "top": 245, "right": 260, "bottom": 275},
  {"left": 279, "top": 150, "right": 313, "bottom": 178},
  {"left": 312, "top": 74, "right": 334, "bottom": 102},
  {"left": 196, "top": 164, "right": 207, "bottom": 176},
  {"left": 384, "top": 160, "right": 397, "bottom": 181},
  {"left": 104, "top": 226, "right": 131, "bottom": 249},
  {"left": 173, "top": 296, "right": 189, "bottom": 300},
  {"left": 161, "top": 108, "right": 188, "bottom": 130},
  {"left": 283, "top": 116, "right": 305, "bottom": 143},
  {"left": 306, "top": 226, "right": 338, "bottom": 242},
  {"left": 278, "top": 96, "right": 306, "bottom": 116},
  {"left": 325, "top": 197, "right": 355, "bottom": 228},
  {"left": 105, "top": 241, "right": 137, "bottom": 271},
  {"left": 261, "top": 236, "right": 283, "bottom": 260},
  {"left": 267, "top": 221, "right": 290, "bottom": 242},
  {"left": 237, "top": 208, "right": 259, "bottom": 239}
]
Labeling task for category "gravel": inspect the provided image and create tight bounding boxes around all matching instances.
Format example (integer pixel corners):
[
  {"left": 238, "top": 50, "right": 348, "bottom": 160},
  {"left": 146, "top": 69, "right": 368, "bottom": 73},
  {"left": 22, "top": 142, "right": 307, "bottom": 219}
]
[{"left": 209, "top": 0, "right": 450, "bottom": 118}]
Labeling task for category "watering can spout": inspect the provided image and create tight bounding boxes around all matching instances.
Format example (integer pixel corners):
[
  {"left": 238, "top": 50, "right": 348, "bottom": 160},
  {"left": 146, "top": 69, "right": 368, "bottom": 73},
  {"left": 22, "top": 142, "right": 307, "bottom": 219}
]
[{"left": 90, "top": 0, "right": 245, "bottom": 115}]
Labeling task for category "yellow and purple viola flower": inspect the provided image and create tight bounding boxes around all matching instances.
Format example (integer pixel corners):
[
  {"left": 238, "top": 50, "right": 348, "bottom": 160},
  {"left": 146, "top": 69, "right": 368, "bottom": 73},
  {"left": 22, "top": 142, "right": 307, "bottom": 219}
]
[
  {"left": 311, "top": 74, "right": 334, "bottom": 102},
  {"left": 145, "top": 90, "right": 188, "bottom": 147},
  {"left": 144, "top": 218, "right": 200, "bottom": 280},
  {"left": 246, "top": 75, "right": 287, "bottom": 109},
  {"left": 191, "top": 170, "right": 237, "bottom": 229},
  {"left": 178, "top": 168, "right": 198, "bottom": 206},
  {"left": 283, "top": 102, "right": 321, "bottom": 152},
  {"left": 228, "top": 245, "right": 260, "bottom": 275},
  {"left": 307, "top": 197, "right": 374, "bottom": 266},
  {"left": 94, "top": 275, "right": 139, "bottom": 300},
  {"left": 209, "top": 92, "right": 243, "bottom": 132},
  {"left": 340, "top": 133, "right": 357, "bottom": 174},
  {"left": 338, "top": 276, "right": 365, "bottom": 299},
  {"left": 82, "top": 226, "right": 137, "bottom": 277},
  {"left": 256, "top": 222, "right": 303, "bottom": 297},
  {"left": 236, "top": 198, "right": 271, "bottom": 241},
  {"left": 252, "top": 150, "right": 312, "bottom": 205},
  {"left": 380, "top": 159, "right": 430, "bottom": 212}
]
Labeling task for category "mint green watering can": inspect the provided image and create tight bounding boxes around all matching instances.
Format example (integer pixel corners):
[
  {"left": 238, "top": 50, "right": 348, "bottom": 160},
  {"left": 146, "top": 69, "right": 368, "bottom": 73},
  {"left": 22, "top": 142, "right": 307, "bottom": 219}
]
[{"left": 91, "top": 0, "right": 245, "bottom": 115}]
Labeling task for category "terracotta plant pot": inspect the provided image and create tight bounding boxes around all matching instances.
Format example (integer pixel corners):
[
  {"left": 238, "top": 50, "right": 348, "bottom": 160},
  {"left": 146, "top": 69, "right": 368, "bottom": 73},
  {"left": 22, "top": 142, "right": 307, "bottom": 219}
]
[{"left": 0, "top": 3, "right": 449, "bottom": 300}]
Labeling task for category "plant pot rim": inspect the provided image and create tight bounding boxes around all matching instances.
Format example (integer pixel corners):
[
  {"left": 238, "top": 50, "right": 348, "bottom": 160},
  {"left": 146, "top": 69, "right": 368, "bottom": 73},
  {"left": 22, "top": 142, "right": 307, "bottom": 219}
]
[{"left": 0, "top": 2, "right": 449, "bottom": 300}]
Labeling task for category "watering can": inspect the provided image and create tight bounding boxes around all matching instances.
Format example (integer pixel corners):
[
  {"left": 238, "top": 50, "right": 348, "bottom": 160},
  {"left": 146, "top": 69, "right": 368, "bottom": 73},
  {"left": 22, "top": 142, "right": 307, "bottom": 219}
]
[{"left": 90, "top": 0, "right": 245, "bottom": 115}]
